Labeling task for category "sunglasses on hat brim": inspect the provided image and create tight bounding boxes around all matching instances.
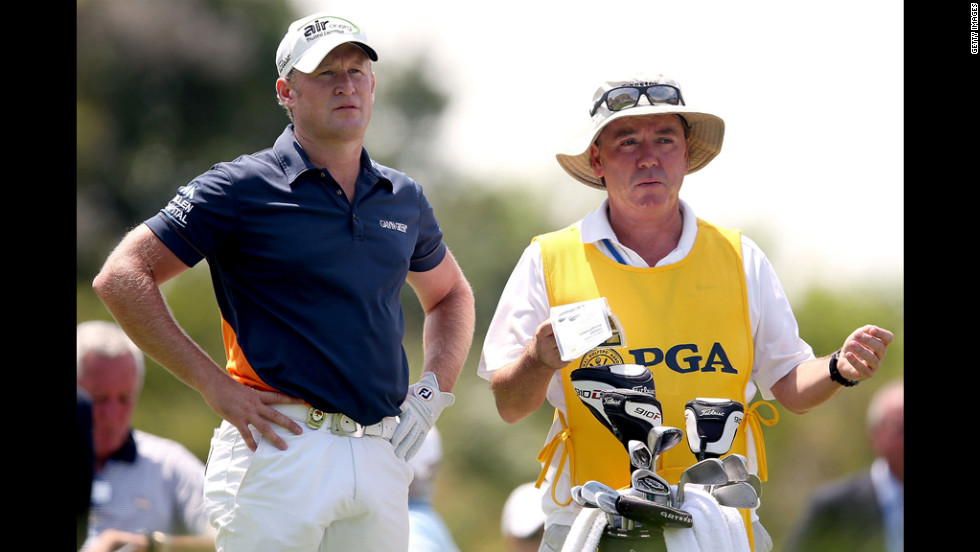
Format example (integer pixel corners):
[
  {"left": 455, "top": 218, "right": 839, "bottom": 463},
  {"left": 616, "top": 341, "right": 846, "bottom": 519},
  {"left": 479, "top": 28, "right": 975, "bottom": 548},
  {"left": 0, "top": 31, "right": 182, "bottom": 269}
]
[{"left": 590, "top": 84, "right": 685, "bottom": 117}]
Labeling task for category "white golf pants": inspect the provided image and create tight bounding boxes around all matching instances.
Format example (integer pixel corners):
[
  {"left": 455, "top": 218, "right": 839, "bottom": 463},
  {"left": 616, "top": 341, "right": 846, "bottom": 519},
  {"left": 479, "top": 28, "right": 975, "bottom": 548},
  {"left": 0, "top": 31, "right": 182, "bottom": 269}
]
[{"left": 204, "top": 418, "right": 413, "bottom": 551}]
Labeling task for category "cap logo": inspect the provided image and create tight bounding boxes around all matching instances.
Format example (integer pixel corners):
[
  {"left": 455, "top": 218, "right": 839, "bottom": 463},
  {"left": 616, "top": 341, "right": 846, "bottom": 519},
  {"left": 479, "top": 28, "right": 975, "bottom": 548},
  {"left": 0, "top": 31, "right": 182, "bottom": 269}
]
[
  {"left": 277, "top": 53, "right": 291, "bottom": 74},
  {"left": 303, "top": 17, "right": 359, "bottom": 42}
]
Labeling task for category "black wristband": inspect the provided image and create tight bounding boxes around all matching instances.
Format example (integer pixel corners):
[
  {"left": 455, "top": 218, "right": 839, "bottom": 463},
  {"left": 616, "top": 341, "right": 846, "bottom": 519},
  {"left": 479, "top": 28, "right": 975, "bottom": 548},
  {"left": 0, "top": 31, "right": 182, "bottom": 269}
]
[
  {"left": 828, "top": 350, "right": 859, "bottom": 387},
  {"left": 145, "top": 532, "right": 156, "bottom": 552}
]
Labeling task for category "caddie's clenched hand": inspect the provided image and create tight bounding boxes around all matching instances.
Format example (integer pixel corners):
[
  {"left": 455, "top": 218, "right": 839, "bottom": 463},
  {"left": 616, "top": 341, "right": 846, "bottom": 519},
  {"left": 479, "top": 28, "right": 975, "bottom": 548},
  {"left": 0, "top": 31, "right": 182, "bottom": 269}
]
[
  {"left": 390, "top": 372, "right": 455, "bottom": 461},
  {"left": 532, "top": 319, "right": 567, "bottom": 370},
  {"left": 836, "top": 324, "right": 895, "bottom": 382}
]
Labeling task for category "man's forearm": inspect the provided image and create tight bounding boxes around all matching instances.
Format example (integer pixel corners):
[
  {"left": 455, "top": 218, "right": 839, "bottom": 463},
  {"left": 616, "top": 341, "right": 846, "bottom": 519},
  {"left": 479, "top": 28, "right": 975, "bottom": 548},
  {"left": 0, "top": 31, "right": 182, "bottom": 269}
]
[
  {"left": 770, "top": 356, "right": 843, "bottom": 414},
  {"left": 489, "top": 353, "right": 555, "bottom": 424},
  {"left": 96, "top": 267, "right": 226, "bottom": 393},
  {"left": 92, "top": 229, "right": 226, "bottom": 398},
  {"left": 419, "top": 279, "right": 475, "bottom": 393}
]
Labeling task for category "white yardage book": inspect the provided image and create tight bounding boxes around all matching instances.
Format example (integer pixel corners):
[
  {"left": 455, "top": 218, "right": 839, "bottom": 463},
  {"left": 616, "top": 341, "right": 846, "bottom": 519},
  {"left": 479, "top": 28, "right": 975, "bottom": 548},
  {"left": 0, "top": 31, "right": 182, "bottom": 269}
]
[{"left": 550, "top": 297, "right": 617, "bottom": 362}]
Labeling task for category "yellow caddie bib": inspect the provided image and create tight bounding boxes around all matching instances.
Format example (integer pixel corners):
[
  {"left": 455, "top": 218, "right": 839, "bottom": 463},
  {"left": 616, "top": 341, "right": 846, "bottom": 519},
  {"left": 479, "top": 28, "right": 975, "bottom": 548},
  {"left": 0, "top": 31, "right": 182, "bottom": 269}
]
[{"left": 533, "top": 219, "right": 774, "bottom": 546}]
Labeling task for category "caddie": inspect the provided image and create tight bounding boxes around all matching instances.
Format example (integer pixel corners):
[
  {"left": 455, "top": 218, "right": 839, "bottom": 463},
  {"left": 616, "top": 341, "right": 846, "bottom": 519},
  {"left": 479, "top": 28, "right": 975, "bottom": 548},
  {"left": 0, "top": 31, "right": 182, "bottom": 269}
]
[{"left": 477, "top": 72, "right": 893, "bottom": 552}]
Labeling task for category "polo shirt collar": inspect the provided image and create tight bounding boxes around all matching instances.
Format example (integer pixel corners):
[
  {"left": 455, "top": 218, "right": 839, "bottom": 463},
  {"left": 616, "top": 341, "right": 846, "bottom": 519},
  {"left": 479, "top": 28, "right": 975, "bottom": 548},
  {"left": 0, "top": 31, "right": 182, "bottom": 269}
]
[
  {"left": 273, "top": 125, "right": 392, "bottom": 191},
  {"left": 870, "top": 456, "right": 903, "bottom": 504},
  {"left": 107, "top": 430, "right": 138, "bottom": 464},
  {"left": 580, "top": 198, "right": 698, "bottom": 265}
]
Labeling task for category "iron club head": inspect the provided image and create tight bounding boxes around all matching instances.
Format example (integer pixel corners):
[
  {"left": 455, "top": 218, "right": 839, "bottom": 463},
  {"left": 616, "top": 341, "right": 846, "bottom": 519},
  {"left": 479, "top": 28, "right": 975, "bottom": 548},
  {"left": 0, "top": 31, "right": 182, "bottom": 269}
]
[
  {"left": 594, "top": 491, "right": 629, "bottom": 531},
  {"left": 748, "top": 473, "right": 763, "bottom": 498},
  {"left": 711, "top": 481, "right": 760, "bottom": 509},
  {"left": 649, "top": 426, "right": 684, "bottom": 457},
  {"left": 721, "top": 453, "right": 749, "bottom": 483},
  {"left": 676, "top": 458, "right": 729, "bottom": 507},
  {"left": 571, "top": 485, "right": 595, "bottom": 508},
  {"left": 581, "top": 480, "right": 617, "bottom": 506},
  {"left": 628, "top": 440, "right": 653, "bottom": 471},
  {"left": 595, "top": 491, "right": 620, "bottom": 515},
  {"left": 631, "top": 468, "right": 672, "bottom": 505}
]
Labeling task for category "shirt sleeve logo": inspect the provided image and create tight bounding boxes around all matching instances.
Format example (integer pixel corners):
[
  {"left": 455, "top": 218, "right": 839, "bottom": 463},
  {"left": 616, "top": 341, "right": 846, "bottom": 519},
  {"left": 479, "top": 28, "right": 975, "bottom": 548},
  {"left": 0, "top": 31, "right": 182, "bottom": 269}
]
[{"left": 162, "top": 183, "right": 196, "bottom": 228}]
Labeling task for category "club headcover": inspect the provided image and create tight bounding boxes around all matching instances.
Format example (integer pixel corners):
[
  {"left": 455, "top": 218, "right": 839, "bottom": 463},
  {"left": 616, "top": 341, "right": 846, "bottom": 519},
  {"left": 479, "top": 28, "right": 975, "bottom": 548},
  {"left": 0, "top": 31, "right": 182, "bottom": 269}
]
[
  {"left": 683, "top": 398, "right": 744, "bottom": 460},
  {"left": 570, "top": 364, "right": 655, "bottom": 435},
  {"left": 601, "top": 388, "right": 664, "bottom": 449}
]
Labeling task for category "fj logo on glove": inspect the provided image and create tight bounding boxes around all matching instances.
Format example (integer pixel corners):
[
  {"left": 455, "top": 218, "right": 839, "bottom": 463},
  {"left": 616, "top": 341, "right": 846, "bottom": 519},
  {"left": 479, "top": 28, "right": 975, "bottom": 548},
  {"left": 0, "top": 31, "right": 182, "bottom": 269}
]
[{"left": 416, "top": 386, "right": 434, "bottom": 401}]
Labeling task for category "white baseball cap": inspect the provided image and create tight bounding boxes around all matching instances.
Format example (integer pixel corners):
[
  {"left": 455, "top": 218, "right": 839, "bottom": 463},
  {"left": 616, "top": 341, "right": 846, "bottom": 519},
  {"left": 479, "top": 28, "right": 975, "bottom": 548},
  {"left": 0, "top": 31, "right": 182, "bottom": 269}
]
[{"left": 276, "top": 13, "right": 378, "bottom": 77}]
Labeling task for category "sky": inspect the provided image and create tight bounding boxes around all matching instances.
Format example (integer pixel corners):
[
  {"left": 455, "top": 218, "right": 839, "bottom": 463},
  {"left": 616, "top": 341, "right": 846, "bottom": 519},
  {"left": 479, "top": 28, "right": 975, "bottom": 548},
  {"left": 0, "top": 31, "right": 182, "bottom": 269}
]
[{"left": 294, "top": 0, "right": 904, "bottom": 297}]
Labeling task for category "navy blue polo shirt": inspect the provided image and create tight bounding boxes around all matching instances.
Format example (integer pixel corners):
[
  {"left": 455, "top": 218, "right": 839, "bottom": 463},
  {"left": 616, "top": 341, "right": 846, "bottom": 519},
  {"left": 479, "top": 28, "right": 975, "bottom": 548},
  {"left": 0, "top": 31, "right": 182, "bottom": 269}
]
[{"left": 145, "top": 125, "right": 447, "bottom": 425}]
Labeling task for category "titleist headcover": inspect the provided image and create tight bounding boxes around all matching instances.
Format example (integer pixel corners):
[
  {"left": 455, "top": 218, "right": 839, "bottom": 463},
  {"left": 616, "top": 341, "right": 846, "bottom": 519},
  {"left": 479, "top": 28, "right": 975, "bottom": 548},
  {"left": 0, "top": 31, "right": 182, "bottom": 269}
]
[{"left": 683, "top": 398, "right": 744, "bottom": 460}]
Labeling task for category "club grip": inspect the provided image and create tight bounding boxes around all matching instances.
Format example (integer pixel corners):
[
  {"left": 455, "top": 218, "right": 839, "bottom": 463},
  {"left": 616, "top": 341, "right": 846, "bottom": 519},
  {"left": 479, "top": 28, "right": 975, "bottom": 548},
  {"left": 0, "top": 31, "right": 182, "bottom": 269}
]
[{"left": 615, "top": 495, "right": 693, "bottom": 528}]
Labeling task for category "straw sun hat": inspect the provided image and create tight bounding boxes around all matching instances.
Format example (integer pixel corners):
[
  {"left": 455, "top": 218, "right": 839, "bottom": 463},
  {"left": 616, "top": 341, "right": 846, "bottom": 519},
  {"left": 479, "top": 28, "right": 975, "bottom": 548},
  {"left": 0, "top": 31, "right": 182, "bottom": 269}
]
[{"left": 555, "top": 73, "right": 725, "bottom": 190}]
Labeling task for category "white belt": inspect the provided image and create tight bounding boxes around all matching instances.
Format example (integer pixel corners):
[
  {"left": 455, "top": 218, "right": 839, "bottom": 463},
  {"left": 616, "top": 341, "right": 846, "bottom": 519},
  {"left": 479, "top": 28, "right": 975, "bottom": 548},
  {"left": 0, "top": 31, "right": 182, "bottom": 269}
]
[{"left": 271, "top": 404, "right": 399, "bottom": 439}]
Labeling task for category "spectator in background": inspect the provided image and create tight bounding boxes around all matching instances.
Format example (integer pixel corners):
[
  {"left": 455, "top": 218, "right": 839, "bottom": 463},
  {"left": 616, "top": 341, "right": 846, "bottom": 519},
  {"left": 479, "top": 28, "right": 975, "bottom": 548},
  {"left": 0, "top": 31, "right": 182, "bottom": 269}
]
[
  {"left": 78, "top": 386, "right": 95, "bottom": 550},
  {"left": 786, "top": 380, "right": 904, "bottom": 552},
  {"left": 502, "top": 482, "right": 546, "bottom": 552},
  {"left": 407, "top": 427, "right": 460, "bottom": 552},
  {"left": 77, "top": 320, "right": 216, "bottom": 552}
]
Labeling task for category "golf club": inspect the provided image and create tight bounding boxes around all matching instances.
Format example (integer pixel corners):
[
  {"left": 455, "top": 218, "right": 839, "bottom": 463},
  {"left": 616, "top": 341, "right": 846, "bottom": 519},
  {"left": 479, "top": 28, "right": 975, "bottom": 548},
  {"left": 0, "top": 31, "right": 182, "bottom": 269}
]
[
  {"left": 721, "top": 453, "right": 749, "bottom": 484},
  {"left": 648, "top": 425, "right": 683, "bottom": 460},
  {"left": 595, "top": 491, "right": 630, "bottom": 530},
  {"left": 675, "top": 458, "right": 729, "bottom": 507},
  {"left": 710, "top": 481, "right": 760, "bottom": 509},
  {"left": 582, "top": 480, "right": 618, "bottom": 506},
  {"left": 645, "top": 425, "right": 683, "bottom": 484},
  {"left": 571, "top": 485, "right": 596, "bottom": 508},
  {"left": 604, "top": 492, "right": 695, "bottom": 529},
  {"left": 628, "top": 440, "right": 653, "bottom": 471},
  {"left": 631, "top": 468, "right": 672, "bottom": 505},
  {"left": 746, "top": 473, "right": 763, "bottom": 498}
]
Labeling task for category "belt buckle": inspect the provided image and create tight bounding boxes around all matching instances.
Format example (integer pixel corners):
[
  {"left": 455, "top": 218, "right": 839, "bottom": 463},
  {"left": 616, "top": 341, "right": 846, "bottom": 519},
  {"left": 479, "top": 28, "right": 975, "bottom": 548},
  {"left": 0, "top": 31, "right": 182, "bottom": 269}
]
[
  {"left": 306, "top": 408, "right": 327, "bottom": 430},
  {"left": 330, "top": 414, "right": 365, "bottom": 438}
]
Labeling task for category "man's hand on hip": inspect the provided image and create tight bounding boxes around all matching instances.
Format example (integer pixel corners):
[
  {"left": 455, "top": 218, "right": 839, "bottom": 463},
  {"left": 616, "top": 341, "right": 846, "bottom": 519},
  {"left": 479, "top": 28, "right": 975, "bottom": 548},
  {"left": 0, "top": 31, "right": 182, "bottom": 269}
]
[{"left": 390, "top": 372, "right": 455, "bottom": 461}]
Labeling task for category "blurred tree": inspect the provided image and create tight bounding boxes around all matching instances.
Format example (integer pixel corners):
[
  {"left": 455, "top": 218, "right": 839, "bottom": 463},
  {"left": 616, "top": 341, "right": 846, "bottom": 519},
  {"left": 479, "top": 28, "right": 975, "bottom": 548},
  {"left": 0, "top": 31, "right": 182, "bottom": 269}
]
[
  {"left": 77, "top": 0, "right": 297, "bottom": 280},
  {"left": 758, "top": 284, "right": 904, "bottom": 549},
  {"left": 367, "top": 54, "right": 450, "bottom": 182}
]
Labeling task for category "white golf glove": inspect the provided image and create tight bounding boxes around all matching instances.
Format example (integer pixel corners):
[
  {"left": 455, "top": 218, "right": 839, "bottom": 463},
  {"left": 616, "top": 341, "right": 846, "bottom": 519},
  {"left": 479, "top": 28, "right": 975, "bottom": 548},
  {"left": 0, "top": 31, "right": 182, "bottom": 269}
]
[{"left": 390, "top": 372, "right": 455, "bottom": 461}]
